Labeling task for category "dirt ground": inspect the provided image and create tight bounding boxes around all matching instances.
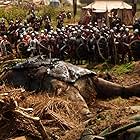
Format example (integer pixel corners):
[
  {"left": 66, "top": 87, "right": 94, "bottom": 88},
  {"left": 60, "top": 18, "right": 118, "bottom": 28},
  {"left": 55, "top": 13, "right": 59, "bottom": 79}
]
[
  {"left": 87, "top": 61, "right": 140, "bottom": 136},
  {"left": 107, "top": 61, "right": 140, "bottom": 86},
  {"left": 1, "top": 61, "right": 140, "bottom": 140}
]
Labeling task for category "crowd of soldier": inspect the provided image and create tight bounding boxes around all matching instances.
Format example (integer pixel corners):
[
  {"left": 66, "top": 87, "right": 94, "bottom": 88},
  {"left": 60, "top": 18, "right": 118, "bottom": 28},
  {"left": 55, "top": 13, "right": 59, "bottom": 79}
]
[{"left": 0, "top": 9, "right": 140, "bottom": 64}]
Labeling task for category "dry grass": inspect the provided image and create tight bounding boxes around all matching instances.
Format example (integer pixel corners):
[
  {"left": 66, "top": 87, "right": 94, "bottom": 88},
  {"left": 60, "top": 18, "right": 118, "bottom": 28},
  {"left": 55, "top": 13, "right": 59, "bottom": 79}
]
[
  {"left": 88, "top": 97, "right": 140, "bottom": 135},
  {"left": 1, "top": 85, "right": 140, "bottom": 139},
  {"left": 0, "top": 85, "right": 86, "bottom": 139}
]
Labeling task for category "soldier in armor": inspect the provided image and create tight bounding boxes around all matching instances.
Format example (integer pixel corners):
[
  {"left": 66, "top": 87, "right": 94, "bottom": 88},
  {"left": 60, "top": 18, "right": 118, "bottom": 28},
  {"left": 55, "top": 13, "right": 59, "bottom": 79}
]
[
  {"left": 8, "top": 20, "right": 15, "bottom": 33},
  {"left": 0, "top": 18, "right": 7, "bottom": 35},
  {"left": 27, "top": 33, "right": 39, "bottom": 56},
  {"left": 44, "top": 17, "right": 51, "bottom": 32},
  {"left": 57, "top": 15, "right": 64, "bottom": 29},
  {"left": 133, "top": 18, "right": 140, "bottom": 35},
  {"left": 0, "top": 35, "right": 10, "bottom": 56},
  {"left": 66, "top": 11, "right": 72, "bottom": 19}
]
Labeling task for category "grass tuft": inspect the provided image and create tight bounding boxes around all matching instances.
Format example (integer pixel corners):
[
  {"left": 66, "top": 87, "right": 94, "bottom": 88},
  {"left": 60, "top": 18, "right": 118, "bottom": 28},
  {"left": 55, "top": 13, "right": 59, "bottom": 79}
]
[{"left": 111, "top": 62, "right": 134, "bottom": 75}]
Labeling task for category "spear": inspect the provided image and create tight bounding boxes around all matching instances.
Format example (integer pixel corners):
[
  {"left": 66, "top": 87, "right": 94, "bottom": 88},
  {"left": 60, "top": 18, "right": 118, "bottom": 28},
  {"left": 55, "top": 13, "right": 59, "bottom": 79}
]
[
  {"left": 73, "top": 0, "right": 77, "bottom": 22},
  {"left": 132, "top": 0, "right": 137, "bottom": 17}
]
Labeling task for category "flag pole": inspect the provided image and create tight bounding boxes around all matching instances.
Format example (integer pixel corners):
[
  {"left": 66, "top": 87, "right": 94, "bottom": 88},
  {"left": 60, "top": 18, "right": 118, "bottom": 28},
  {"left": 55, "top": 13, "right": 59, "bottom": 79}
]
[
  {"left": 106, "top": 3, "right": 109, "bottom": 27},
  {"left": 73, "top": 0, "right": 77, "bottom": 24}
]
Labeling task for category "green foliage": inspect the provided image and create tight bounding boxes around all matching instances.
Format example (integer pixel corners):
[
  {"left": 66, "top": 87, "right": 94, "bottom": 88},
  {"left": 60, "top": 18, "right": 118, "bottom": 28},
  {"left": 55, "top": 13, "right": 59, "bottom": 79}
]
[
  {"left": 137, "top": 3, "right": 140, "bottom": 10},
  {"left": 111, "top": 62, "right": 134, "bottom": 75},
  {"left": 0, "top": 6, "right": 27, "bottom": 21},
  {"left": 0, "top": 5, "right": 80, "bottom": 27},
  {"left": 38, "top": 5, "right": 81, "bottom": 26},
  {"left": 91, "top": 61, "right": 134, "bottom": 76}
]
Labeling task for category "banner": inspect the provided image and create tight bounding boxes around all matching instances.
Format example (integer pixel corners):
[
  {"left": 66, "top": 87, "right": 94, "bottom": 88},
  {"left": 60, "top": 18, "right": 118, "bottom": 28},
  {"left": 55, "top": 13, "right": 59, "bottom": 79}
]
[{"left": 73, "top": 0, "right": 77, "bottom": 17}]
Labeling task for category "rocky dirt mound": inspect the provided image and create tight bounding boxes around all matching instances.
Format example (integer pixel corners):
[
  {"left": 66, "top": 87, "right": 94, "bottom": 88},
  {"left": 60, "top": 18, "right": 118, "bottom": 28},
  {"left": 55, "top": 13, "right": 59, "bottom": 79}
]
[
  {"left": 88, "top": 97, "right": 140, "bottom": 134},
  {"left": 1, "top": 60, "right": 140, "bottom": 140},
  {"left": 79, "top": 61, "right": 140, "bottom": 139},
  {"left": 0, "top": 86, "right": 86, "bottom": 140},
  {"left": 111, "top": 61, "right": 140, "bottom": 86},
  {"left": 1, "top": 85, "right": 140, "bottom": 140},
  {"left": 96, "top": 61, "right": 140, "bottom": 86}
]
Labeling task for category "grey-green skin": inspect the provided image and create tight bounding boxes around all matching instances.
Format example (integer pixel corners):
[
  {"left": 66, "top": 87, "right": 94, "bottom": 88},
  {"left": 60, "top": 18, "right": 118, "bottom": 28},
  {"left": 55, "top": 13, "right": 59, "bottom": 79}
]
[
  {"left": 3, "top": 69, "right": 140, "bottom": 100},
  {"left": 80, "top": 128, "right": 104, "bottom": 140},
  {"left": 80, "top": 115, "right": 140, "bottom": 140},
  {"left": 1, "top": 57, "right": 140, "bottom": 100}
]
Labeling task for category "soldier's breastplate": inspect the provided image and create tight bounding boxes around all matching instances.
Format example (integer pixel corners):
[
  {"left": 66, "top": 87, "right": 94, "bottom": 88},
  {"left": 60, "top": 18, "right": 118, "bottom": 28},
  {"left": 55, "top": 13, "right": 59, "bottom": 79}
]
[
  {"left": 89, "top": 39, "right": 93, "bottom": 46},
  {"left": 30, "top": 40, "right": 37, "bottom": 49},
  {"left": 1, "top": 41, "right": 7, "bottom": 52},
  {"left": 76, "top": 39, "right": 81, "bottom": 46}
]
